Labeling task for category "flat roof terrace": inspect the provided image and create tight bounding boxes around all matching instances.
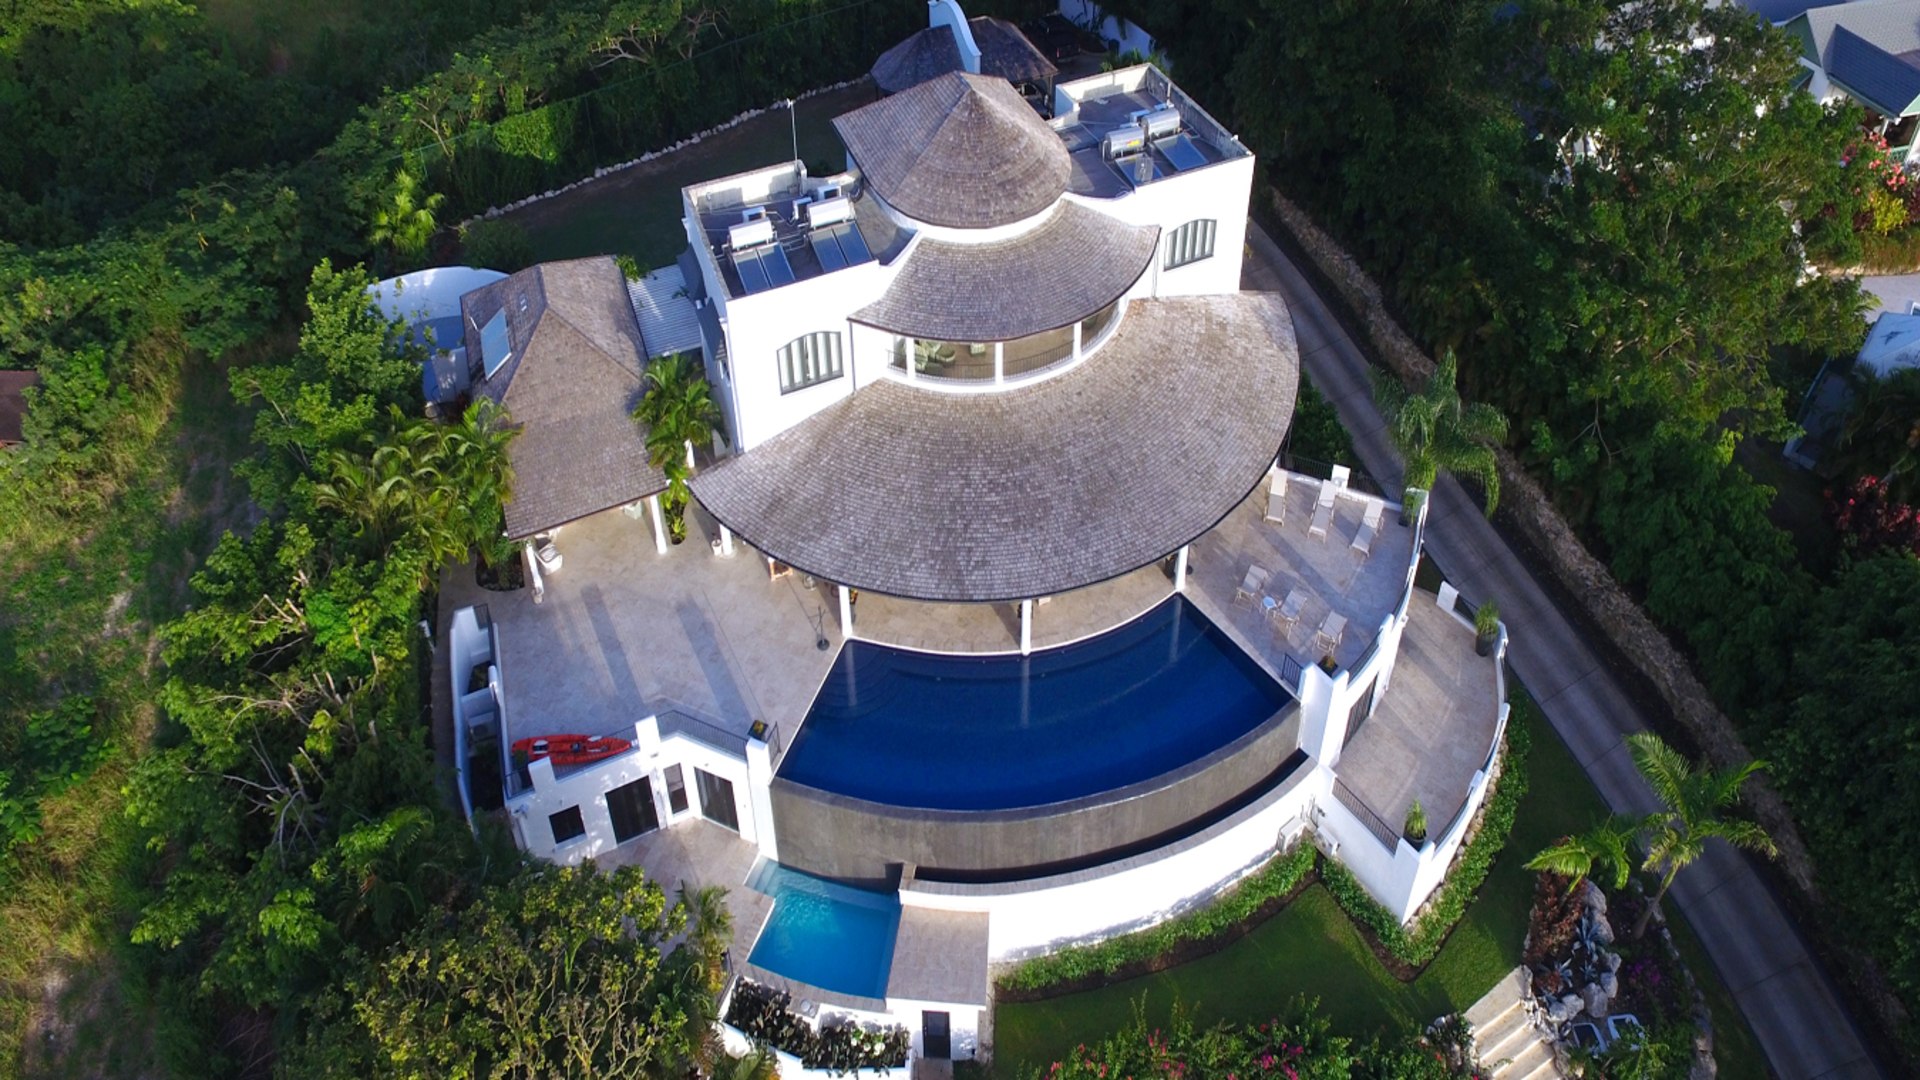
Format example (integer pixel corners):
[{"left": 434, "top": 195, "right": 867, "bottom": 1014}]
[
  {"left": 1052, "top": 65, "right": 1247, "bottom": 199},
  {"left": 687, "top": 163, "right": 907, "bottom": 299},
  {"left": 1185, "top": 469, "right": 1419, "bottom": 678}
]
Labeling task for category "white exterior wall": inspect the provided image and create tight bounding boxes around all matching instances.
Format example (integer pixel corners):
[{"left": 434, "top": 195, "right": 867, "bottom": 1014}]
[
  {"left": 899, "top": 775, "right": 1319, "bottom": 960},
  {"left": 887, "top": 1000, "right": 983, "bottom": 1062},
  {"left": 721, "top": 260, "right": 891, "bottom": 450},
  {"left": 1058, "top": 0, "right": 1156, "bottom": 56},
  {"left": 507, "top": 715, "right": 755, "bottom": 865},
  {"left": 1073, "top": 156, "right": 1257, "bottom": 300}
]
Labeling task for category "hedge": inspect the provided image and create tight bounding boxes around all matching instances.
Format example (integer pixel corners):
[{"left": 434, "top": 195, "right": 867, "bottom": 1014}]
[
  {"left": 1322, "top": 705, "right": 1532, "bottom": 970},
  {"left": 999, "top": 841, "right": 1318, "bottom": 994}
]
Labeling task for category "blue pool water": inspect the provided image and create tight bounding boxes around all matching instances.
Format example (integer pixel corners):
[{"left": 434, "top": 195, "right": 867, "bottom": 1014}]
[
  {"left": 779, "top": 596, "right": 1289, "bottom": 811},
  {"left": 746, "top": 861, "right": 900, "bottom": 999}
]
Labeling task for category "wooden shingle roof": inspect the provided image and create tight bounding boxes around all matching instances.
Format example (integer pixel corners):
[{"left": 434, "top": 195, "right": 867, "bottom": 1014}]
[
  {"left": 690, "top": 293, "right": 1299, "bottom": 602},
  {"left": 462, "top": 257, "right": 668, "bottom": 539},
  {"left": 834, "top": 71, "right": 1070, "bottom": 230},
  {"left": 854, "top": 201, "right": 1158, "bottom": 342},
  {"left": 870, "top": 17, "right": 1058, "bottom": 95}
]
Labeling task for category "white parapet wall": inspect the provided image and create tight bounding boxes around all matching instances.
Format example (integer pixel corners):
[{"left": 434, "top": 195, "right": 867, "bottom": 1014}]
[
  {"left": 899, "top": 759, "right": 1320, "bottom": 960},
  {"left": 1312, "top": 586, "right": 1511, "bottom": 923}
]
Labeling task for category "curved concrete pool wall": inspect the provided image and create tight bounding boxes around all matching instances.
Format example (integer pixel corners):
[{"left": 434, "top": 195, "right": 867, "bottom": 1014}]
[{"left": 769, "top": 704, "right": 1302, "bottom": 885}]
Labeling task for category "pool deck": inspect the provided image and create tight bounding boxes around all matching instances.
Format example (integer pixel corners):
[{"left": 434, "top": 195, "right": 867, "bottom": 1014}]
[
  {"left": 1185, "top": 471, "right": 1417, "bottom": 679},
  {"left": 1334, "top": 597, "right": 1502, "bottom": 841}
]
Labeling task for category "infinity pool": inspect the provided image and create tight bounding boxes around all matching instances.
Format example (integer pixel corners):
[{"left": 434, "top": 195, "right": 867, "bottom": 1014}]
[
  {"left": 778, "top": 596, "right": 1289, "bottom": 811},
  {"left": 746, "top": 861, "right": 899, "bottom": 999}
]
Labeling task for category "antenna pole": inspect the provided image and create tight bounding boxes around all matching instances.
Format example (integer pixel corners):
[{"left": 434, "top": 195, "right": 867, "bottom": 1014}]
[{"left": 788, "top": 98, "right": 799, "bottom": 168}]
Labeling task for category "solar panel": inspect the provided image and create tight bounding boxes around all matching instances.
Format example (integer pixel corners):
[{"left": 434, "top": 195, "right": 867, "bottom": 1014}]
[
  {"left": 832, "top": 222, "right": 872, "bottom": 265},
  {"left": 732, "top": 245, "right": 796, "bottom": 294},
  {"left": 811, "top": 230, "right": 849, "bottom": 273},
  {"left": 1155, "top": 134, "right": 1208, "bottom": 173},
  {"left": 733, "top": 250, "right": 771, "bottom": 294}
]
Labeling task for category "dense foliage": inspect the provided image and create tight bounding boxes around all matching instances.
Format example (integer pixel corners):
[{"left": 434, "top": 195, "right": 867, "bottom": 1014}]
[{"left": 724, "top": 981, "right": 910, "bottom": 1072}]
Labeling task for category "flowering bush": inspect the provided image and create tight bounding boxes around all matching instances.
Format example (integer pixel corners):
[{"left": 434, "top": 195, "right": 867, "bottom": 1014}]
[
  {"left": 1828, "top": 474, "right": 1920, "bottom": 557},
  {"left": 1845, "top": 130, "right": 1916, "bottom": 234}
]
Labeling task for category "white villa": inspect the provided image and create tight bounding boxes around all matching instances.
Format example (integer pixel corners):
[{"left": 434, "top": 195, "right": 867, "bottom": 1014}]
[{"left": 437, "top": 2, "right": 1509, "bottom": 1068}]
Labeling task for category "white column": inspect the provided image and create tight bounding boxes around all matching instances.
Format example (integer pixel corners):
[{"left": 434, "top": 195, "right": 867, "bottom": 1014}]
[
  {"left": 994, "top": 341, "right": 1005, "bottom": 384},
  {"left": 684, "top": 438, "right": 696, "bottom": 470},
  {"left": 1019, "top": 599, "right": 1034, "bottom": 656},
  {"left": 838, "top": 584, "right": 855, "bottom": 640},
  {"left": 745, "top": 736, "right": 779, "bottom": 862},
  {"left": 647, "top": 493, "right": 668, "bottom": 555},
  {"left": 1072, "top": 320, "right": 1083, "bottom": 362},
  {"left": 1174, "top": 544, "right": 1190, "bottom": 592},
  {"left": 717, "top": 522, "right": 735, "bottom": 557}
]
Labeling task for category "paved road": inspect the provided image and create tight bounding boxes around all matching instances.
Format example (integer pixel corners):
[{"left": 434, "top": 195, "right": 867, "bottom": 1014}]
[
  {"left": 1244, "top": 227, "right": 1882, "bottom": 1080},
  {"left": 1859, "top": 273, "right": 1920, "bottom": 317}
]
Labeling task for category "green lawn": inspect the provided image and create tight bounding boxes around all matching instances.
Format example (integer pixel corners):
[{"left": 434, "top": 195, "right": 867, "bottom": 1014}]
[
  {"left": 502, "top": 83, "right": 870, "bottom": 273},
  {"left": 992, "top": 700, "right": 1766, "bottom": 1079}
]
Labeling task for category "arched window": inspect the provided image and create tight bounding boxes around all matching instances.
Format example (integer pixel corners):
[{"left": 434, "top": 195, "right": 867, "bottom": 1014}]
[
  {"left": 778, "top": 331, "right": 844, "bottom": 393},
  {"left": 1164, "top": 219, "right": 1218, "bottom": 270}
]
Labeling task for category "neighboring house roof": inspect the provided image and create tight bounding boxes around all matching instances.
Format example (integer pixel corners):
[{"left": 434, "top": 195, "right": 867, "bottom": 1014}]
[
  {"left": 1831, "top": 24, "right": 1920, "bottom": 114},
  {"left": 1751, "top": 0, "right": 1846, "bottom": 24},
  {"left": 1859, "top": 310, "right": 1920, "bottom": 374},
  {"left": 1787, "top": 0, "right": 1920, "bottom": 113},
  {"left": 690, "top": 293, "right": 1299, "bottom": 603},
  {"left": 461, "top": 257, "right": 667, "bottom": 539},
  {"left": 853, "top": 201, "right": 1159, "bottom": 341},
  {"left": 626, "top": 264, "right": 704, "bottom": 359},
  {"left": 0, "top": 370, "right": 40, "bottom": 447},
  {"left": 834, "top": 71, "right": 1071, "bottom": 229},
  {"left": 870, "top": 17, "right": 1058, "bottom": 95}
]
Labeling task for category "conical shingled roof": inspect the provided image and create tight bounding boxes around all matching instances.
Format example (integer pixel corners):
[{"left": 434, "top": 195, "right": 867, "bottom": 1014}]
[{"left": 834, "top": 71, "right": 1070, "bottom": 230}]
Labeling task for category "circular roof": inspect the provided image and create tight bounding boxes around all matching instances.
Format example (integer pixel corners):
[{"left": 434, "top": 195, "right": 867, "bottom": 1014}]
[
  {"left": 833, "top": 72, "right": 1071, "bottom": 230},
  {"left": 853, "top": 202, "right": 1158, "bottom": 342},
  {"left": 691, "top": 293, "right": 1300, "bottom": 603}
]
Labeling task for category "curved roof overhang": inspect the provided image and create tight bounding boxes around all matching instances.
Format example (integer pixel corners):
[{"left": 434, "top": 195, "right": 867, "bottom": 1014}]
[
  {"left": 852, "top": 201, "right": 1159, "bottom": 342},
  {"left": 690, "top": 293, "right": 1299, "bottom": 603}
]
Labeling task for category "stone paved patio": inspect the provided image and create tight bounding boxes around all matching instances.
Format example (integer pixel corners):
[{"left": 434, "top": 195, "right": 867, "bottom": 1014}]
[
  {"left": 1185, "top": 470, "right": 1417, "bottom": 679},
  {"left": 1335, "top": 596, "right": 1502, "bottom": 839},
  {"left": 439, "top": 504, "right": 842, "bottom": 750}
]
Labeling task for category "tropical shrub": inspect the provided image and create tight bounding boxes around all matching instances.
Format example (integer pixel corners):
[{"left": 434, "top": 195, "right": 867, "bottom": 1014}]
[
  {"left": 1829, "top": 475, "right": 1920, "bottom": 558},
  {"left": 460, "top": 218, "right": 537, "bottom": 273},
  {"left": 724, "top": 981, "right": 910, "bottom": 1072},
  {"left": 1039, "top": 1003, "right": 1356, "bottom": 1080},
  {"left": 999, "top": 841, "right": 1317, "bottom": 993}
]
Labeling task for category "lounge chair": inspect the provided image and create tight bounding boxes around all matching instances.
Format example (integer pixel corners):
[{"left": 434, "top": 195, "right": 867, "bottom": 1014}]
[
  {"left": 1276, "top": 588, "right": 1306, "bottom": 626},
  {"left": 1234, "top": 565, "right": 1270, "bottom": 607},
  {"left": 1314, "top": 611, "right": 1347, "bottom": 654},
  {"left": 1264, "top": 470, "right": 1288, "bottom": 524},
  {"left": 1351, "top": 523, "right": 1376, "bottom": 557},
  {"left": 1330, "top": 464, "right": 1351, "bottom": 490},
  {"left": 1308, "top": 487, "right": 1336, "bottom": 538}
]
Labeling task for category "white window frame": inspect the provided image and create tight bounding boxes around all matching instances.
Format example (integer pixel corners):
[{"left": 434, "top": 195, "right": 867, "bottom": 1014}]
[
  {"left": 777, "top": 331, "right": 844, "bottom": 394},
  {"left": 1164, "top": 219, "right": 1218, "bottom": 271}
]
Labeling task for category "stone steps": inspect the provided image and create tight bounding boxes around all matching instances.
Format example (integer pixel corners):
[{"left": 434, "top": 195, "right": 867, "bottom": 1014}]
[{"left": 1464, "top": 967, "right": 1562, "bottom": 1080}]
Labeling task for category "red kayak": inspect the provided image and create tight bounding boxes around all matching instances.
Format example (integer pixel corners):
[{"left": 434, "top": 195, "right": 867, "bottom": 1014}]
[{"left": 512, "top": 734, "right": 633, "bottom": 766}]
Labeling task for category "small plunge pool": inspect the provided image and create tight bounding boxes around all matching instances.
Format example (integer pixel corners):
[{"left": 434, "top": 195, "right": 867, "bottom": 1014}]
[{"left": 745, "top": 861, "right": 899, "bottom": 999}]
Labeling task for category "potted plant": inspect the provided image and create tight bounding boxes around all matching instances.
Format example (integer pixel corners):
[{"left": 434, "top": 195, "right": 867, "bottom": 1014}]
[
  {"left": 1475, "top": 599, "right": 1500, "bottom": 656},
  {"left": 1317, "top": 653, "right": 1338, "bottom": 674},
  {"left": 1404, "top": 799, "right": 1428, "bottom": 846}
]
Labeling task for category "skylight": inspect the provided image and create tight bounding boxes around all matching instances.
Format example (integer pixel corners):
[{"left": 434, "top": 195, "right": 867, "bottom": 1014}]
[{"left": 480, "top": 310, "right": 512, "bottom": 379}]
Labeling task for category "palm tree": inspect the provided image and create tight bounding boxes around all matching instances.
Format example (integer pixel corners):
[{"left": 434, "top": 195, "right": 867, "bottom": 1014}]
[
  {"left": 1627, "top": 732, "right": 1776, "bottom": 938},
  {"left": 713, "top": 1046, "right": 777, "bottom": 1080},
  {"left": 369, "top": 169, "right": 445, "bottom": 266},
  {"left": 675, "top": 880, "right": 733, "bottom": 994},
  {"left": 1526, "top": 816, "right": 1638, "bottom": 891},
  {"left": 1371, "top": 350, "right": 1509, "bottom": 516},
  {"left": 634, "top": 353, "right": 719, "bottom": 541}
]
